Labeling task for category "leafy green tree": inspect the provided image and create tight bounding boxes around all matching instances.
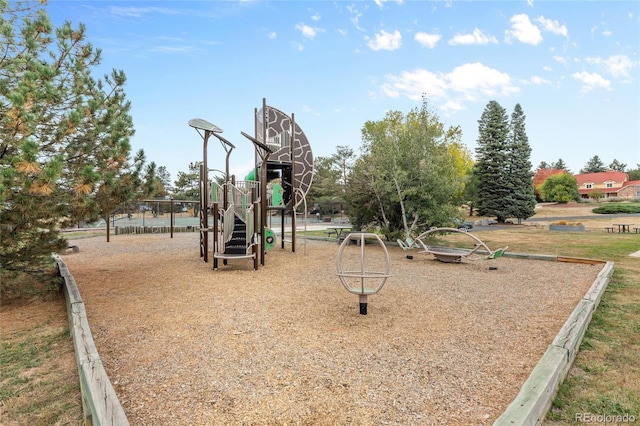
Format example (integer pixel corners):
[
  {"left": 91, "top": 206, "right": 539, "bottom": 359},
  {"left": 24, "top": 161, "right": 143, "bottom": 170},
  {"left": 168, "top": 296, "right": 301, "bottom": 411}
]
[
  {"left": 589, "top": 188, "right": 604, "bottom": 203},
  {"left": 550, "top": 158, "right": 571, "bottom": 173},
  {"left": 1, "top": 1, "right": 142, "bottom": 278},
  {"left": 306, "top": 155, "right": 341, "bottom": 216},
  {"left": 539, "top": 173, "right": 580, "bottom": 203},
  {"left": 474, "top": 101, "right": 511, "bottom": 223},
  {"left": 463, "top": 166, "right": 479, "bottom": 216},
  {"left": 580, "top": 155, "right": 607, "bottom": 173},
  {"left": 608, "top": 159, "right": 627, "bottom": 172},
  {"left": 627, "top": 164, "right": 640, "bottom": 181},
  {"left": 506, "top": 104, "right": 536, "bottom": 223},
  {"left": 345, "top": 101, "right": 467, "bottom": 240},
  {"left": 533, "top": 168, "right": 564, "bottom": 202}
]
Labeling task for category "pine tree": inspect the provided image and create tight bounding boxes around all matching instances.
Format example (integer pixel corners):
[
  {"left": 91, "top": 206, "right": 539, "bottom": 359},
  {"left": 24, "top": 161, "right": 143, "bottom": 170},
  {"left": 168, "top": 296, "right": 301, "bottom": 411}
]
[
  {"left": 580, "top": 156, "right": 607, "bottom": 173},
  {"left": 506, "top": 104, "right": 536, "bottom": 222},
  {"left": 551, "top": 158, "right": 571, "bottom": 173},
  {"left": 608, "top": 159, "right": 627, "bottom": 172},
  {"left": 474, "top": 101, "right": 511, "bottom": 223},
  {"left": 1, "top": 2, "right": 143, "bottom": 277},
  {"left": 536, "top": 161, "right": 550, "bottom": 170}
]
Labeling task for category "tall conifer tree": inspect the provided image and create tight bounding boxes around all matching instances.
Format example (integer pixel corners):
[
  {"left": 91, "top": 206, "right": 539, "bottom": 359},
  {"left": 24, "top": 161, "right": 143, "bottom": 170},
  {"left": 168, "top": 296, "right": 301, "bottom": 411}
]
[
  {"left": 1, "top": 1, "right": 144, "bottom": 277},
  {"left": 474, "top": 101, "right": 511, "bottom": 222},
  {"left": 507, "top": 104, "right": 536, "bottom": 222}
]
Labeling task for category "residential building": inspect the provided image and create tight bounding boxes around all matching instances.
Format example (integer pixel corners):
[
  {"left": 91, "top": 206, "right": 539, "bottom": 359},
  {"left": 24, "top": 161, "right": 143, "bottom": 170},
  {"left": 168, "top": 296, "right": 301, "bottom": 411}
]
[{"left": 574, "top": 171, "right": 640, "bottom": 199}]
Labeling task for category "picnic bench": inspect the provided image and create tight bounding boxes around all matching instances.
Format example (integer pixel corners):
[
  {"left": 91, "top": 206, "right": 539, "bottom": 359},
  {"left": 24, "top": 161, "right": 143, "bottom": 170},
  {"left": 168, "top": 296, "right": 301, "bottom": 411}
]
[
  {"left": 605, "top": 226, "right": 615, "bottom": 233},
  {"left": 339, "top": 231, "right": 366, "bottom": 246}
]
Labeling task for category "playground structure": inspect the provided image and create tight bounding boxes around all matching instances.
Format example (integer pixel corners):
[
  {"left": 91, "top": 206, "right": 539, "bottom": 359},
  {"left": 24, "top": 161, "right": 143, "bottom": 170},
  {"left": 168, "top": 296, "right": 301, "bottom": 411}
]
[
  {"left": 336, "top": 233, "right": 392, "bottom": 315},
  {"left": 399, "top": 227, "right": 508, "bottom": 263},
  {"left": 189, "top": 98, "right": 314, "bottom": 270}
]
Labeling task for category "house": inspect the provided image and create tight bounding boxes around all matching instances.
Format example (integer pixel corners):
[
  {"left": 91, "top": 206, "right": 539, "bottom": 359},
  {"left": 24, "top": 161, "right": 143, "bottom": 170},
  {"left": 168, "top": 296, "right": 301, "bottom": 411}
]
[
  {"left": 618, "top": 180, "right": 640, "bottom": 198},
  {"left": 574, "top": 171, "right": 638, "bottom": 199}
]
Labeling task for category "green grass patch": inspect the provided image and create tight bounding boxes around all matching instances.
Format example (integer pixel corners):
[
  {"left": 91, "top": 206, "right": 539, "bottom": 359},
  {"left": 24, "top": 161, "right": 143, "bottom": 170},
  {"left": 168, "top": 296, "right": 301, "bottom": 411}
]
[
  {"left": 0, "top": 304, "right": 82, "bottom": 425},
  {"left": 546, "top": 268, "right": 640, "bottom": 422}
]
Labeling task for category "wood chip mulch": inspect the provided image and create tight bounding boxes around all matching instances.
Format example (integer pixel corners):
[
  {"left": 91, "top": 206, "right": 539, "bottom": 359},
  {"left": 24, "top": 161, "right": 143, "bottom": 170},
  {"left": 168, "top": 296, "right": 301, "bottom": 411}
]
[{"left": 61, "top": 233, "right": 600, "bottom": 425}]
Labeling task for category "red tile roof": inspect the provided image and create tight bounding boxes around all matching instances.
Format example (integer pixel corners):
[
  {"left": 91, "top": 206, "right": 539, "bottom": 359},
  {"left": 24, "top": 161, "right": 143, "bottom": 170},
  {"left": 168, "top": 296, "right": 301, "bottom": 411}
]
[
  {"left": 574, "top": 171, "right": 628, "bottom": 185},
  {"left": 619, "top": 180, "right": 640, "bottom": 190}
]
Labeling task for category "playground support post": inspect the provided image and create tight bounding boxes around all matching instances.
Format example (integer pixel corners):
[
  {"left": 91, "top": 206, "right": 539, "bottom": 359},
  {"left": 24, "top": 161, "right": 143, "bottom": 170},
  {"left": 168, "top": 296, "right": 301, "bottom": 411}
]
[
  {"left": 290, "top": 112, "right": 296, "bottom": 253},
  {"left": 170, "top": 198, "right": 174, "bottom": 239},
  {"left": 213, "top": 202, "right": 219, "bottom": 270}
]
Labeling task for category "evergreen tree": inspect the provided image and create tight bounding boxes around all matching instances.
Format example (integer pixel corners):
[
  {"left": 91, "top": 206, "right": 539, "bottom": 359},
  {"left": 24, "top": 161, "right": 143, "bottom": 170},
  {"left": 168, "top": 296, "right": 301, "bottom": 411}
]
[
  {"left": 173, "top": 162, "right": 202, "bottom": 200},
  {"left": 608, "top": 159, "right": 627, "bottom": 172},
  {"left": 506, "top": 104, "right": 536, "bottom": 222},
  {"left": 474, "top": 101, "right": 511, "bottom": 223},
  {"left": 550, "top": 158, "right": 571, "bottom": 173},
  {"left": 580, "top": 156, "right": 607, "bottom": 173},
  {"left": 536, "top": 161, "right": 550, "bottom": 170},
  {"left": 628, "top": 164, "right": 640, "bottom": 181},
  {"left": 306, "top": 155, "right": 341, "bottom": 215},
  {"left": 1, "top": 1, "right": 142, "bottom": 278}
]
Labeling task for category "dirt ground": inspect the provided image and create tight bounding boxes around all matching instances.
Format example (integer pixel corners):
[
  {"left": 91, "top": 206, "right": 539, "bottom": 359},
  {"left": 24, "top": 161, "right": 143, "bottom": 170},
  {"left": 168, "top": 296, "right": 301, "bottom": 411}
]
[{"left": 57, "top": 232, "right": 603, "bottom": 425}]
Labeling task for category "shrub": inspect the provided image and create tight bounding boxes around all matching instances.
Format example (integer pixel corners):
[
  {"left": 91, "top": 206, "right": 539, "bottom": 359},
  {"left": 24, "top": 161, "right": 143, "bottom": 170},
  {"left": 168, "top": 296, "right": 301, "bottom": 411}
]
[
  {"left": 552, "top": 220, "right": 582, "bottom": 226},
  {"left": 592, "top": 204, "right": 640, "bottom": 214}
]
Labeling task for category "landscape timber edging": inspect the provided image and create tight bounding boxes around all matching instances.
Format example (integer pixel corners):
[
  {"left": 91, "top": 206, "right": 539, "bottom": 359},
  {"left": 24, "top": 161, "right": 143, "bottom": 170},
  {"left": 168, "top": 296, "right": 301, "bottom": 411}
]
[
  {"left": 53, "top": 254, "right": 129, "bottom": 426},
  {"left": 493, "top": 260, "right": 614, "bottom": 426},
  {"left": 53, "top": 250, "right": 614, "bottom": 426}
]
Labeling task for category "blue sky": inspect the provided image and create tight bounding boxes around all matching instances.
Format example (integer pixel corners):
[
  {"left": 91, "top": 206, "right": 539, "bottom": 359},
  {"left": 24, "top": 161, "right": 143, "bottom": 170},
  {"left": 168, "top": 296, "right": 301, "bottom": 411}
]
[{"left": 46, "top": 0, "right": 639, "bottom": 182}]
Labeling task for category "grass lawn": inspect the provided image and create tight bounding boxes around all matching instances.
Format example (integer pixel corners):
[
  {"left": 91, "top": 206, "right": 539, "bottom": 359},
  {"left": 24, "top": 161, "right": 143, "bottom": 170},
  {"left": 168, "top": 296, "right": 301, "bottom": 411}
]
[{"left": 1, "top": 203, "right": 638, "bottom": 424}]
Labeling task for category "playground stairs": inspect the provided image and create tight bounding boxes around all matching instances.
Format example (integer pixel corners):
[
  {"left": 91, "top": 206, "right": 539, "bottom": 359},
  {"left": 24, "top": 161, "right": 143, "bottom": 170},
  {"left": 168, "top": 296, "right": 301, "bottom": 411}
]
[{"left": 224, "top": 215, "right": 248, "bottom": 255}]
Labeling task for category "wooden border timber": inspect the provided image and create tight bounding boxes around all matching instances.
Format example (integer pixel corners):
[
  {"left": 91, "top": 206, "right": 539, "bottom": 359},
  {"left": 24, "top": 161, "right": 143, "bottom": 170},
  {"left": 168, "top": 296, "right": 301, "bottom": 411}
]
[
  {"left": 53, "top": 254, "right": 129, "bottom": 426},
  {"left": 493, "top": 260, "right": 614, "bottom": 426},
  {"left": 52, "top": 246, "right": 613, "bottom": 425}
]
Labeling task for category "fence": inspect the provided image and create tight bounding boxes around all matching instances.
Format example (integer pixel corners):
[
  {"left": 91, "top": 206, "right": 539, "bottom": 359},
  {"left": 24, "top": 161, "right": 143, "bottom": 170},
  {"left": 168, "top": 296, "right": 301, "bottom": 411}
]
[{"left": 114, "top": 225, "right": 198, "bottom": 235}]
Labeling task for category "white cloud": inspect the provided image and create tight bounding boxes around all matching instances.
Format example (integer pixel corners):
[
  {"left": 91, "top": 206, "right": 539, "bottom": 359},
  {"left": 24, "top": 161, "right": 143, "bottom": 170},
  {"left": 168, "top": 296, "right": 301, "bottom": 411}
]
[
  {"left": 311, "top": 13, "right": 321, "bottom": 22},
  {"left": 374, "top": 0, "right": 404, "bottom": 8},
  {"left": 108, "top": 6, "right": 180, "bottom": 18},
  {"left": 151, "top": 45, "right": 199, "bottom": 54},
  {"left": 301, "top": 104, "right": 321, "bottom": 117},
  {"left": 267, "top": 31, "right": 277, "bottom": 40},
  {"left": 529, "top": 76, "right": 550, "bottom": 85},
  {"left": 367, "top": 29, "right": 402, "bottom": 51},
  {"left": 505, "top": 14, "right": 543, "bottom": 45},
  {"left": 553, "top": 55, "right": 568, "bottom": 64},
  {"left": 380, "top": 62, "right": 519, "bottom": 113},
  {"left": 536, "top": 16, "right": 568, "bottom": 37},
  {"left": 414, "top": 32, "right": 441, "bottom": 48},
  {"left": 571, "top": 71, "right": 611, "bottom": 92},
  {"left": 295, "top": 23, "right": 318, "bottom": 39},
  {"left": 587, "top": 54, "right": 637, "bottom": 79},
  {"left": 347, "top": 5, "right": 364, "bottom": 31},
  {"left": 602, "top": 30, "right": 612, "bottom": 37},
  {"left": 448, "top": 28, "right": 498, "bottom": 45}
]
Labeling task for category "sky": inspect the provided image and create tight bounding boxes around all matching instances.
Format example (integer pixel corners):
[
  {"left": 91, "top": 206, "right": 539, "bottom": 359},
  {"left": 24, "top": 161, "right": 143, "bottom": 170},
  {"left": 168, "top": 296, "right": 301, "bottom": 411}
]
[{"left": 45, "top": 0, "right": 640, "bottom": 182}]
